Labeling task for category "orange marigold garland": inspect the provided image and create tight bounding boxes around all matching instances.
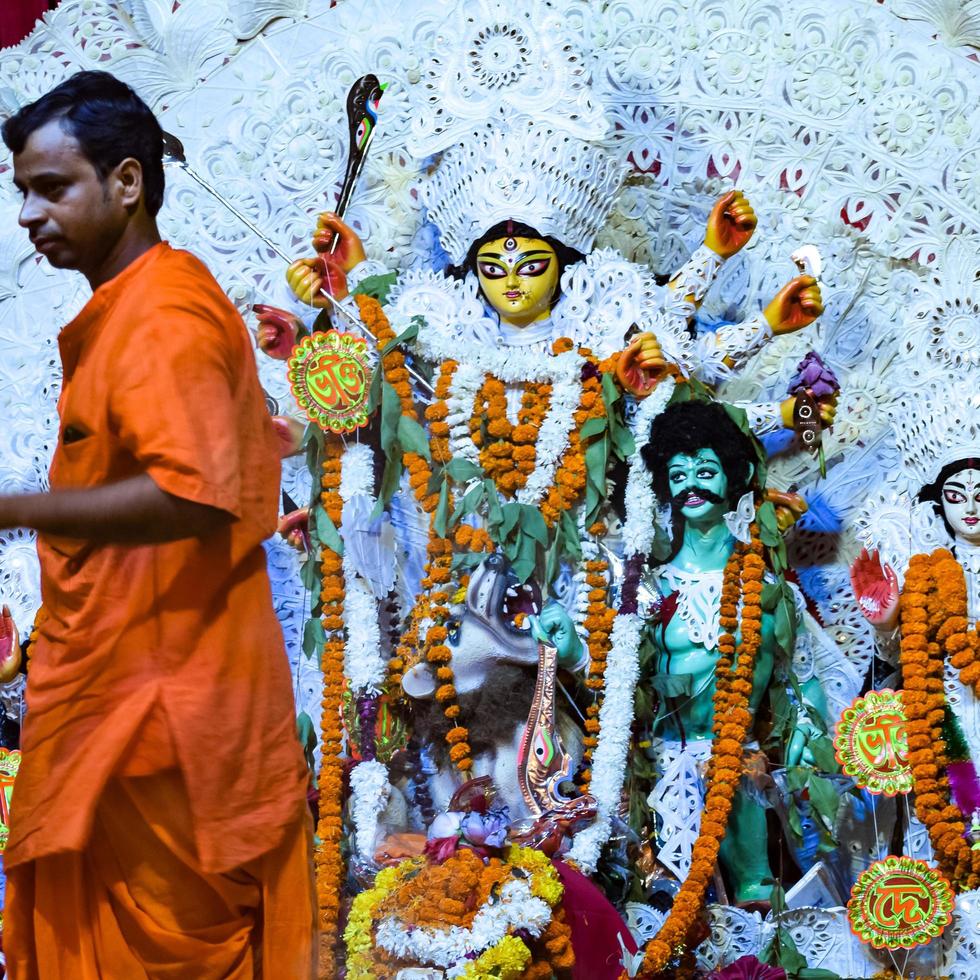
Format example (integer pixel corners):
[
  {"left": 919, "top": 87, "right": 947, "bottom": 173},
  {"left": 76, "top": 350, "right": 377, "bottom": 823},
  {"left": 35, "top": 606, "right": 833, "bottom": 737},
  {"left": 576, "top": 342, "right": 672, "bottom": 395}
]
[
  {"left": 475, "top": 375, "right": 552, "bottom": 497},
  {"left": 540, "top": 343, "right": 610, "bottom": 529},
  {"left": 316, "top": 441, "right": 347, "bottom": 977},
  {"left": 634, "top": 524, "right": 765, "bottom": 978},
  {"left": 901, "top": 548, "right": 980, "bottom": 890},
  {"left": 579, "top": 531, "right": 615, "bottom": 792}
]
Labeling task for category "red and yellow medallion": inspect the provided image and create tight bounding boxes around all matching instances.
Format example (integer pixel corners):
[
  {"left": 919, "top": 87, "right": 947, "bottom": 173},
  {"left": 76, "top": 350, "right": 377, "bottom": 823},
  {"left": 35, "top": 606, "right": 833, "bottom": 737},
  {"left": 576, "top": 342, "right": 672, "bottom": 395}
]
[
  {"left": 834, "top": 689, "right": 912, "bottom": 797},
  {"left": 288, "top": 330, "right": 372, "bottom": 433},
  {"left": 848, "top": 855, "right": 953, "bottom": 950}
]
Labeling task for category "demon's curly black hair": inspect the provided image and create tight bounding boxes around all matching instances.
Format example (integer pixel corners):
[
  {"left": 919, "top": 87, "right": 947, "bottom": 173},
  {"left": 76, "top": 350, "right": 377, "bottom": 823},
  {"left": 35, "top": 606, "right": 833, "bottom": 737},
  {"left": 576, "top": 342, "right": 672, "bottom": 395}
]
[
  {"left": 641, "top": 400, "right": 759, "bottom": 507},
  {"left": 445, "top": 219, "right": 584, "bottom": 310},
  {"left": 919, "top": 457, "right": 980, "bottom": 541}
]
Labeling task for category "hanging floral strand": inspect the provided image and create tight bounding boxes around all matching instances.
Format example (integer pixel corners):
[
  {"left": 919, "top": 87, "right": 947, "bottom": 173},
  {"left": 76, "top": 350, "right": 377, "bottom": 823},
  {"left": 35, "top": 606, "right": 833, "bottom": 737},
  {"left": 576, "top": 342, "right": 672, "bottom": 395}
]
[
  {"left": 315, "top": 441, "right": 347, "bottom": 977},
  {"left": 901, "top": 548, "right": 980, "bottom": 890},
  {"left": 633, "top": 524, "right": 765, "bottom": 978}
]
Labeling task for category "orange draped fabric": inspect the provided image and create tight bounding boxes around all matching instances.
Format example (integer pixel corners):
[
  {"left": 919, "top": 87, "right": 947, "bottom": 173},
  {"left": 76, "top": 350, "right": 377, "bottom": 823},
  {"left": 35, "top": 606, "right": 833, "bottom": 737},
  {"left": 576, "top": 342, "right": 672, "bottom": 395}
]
[
  {"left": 5, "top": 771, "right": 316, "bottom": 979},
  {"left": 5, "top": 243, "right": 313, "bottom": 974}
]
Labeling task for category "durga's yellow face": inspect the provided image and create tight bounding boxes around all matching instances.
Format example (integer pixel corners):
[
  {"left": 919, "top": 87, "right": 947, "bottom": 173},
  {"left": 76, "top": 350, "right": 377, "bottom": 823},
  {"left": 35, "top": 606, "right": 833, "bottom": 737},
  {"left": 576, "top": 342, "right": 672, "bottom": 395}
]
[{"left": 475, "top": 235, "right": 559, "bottom": 327}]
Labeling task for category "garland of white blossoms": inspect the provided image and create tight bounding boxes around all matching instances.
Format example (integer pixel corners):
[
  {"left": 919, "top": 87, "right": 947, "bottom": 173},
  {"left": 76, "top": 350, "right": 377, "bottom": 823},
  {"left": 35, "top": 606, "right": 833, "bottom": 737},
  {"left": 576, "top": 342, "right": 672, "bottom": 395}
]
[
  {"left": 568, "top": 377, "right": 675, "bottom": 872},
  {"left": 516, "top": 370, "right": 581, "bottom": 506},
  {"left": 340, "top": 442, "right": 391, "bottom": 859},
  {"left": 374, "top": 877, "right": 552, "bottom": 971},
  {"left": 620, "top": 377, "right": 676, "bottom": 558},
  {"left": 441, "top": 346, "right": 585, "bottom": 511},
  {"left": 414, "top": 322, "right": 585, "bottom": 387},
  {"left": 339, "top": 442, "right": 386, "bottom": 692},
  {"left": 446, "top": 361, "right": 485, "bottom": 467}
]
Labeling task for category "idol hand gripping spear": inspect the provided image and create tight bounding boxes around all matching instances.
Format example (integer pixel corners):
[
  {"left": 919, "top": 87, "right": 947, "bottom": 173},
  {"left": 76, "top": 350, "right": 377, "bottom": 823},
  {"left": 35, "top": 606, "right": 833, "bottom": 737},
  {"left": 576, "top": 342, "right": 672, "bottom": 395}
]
[{"left": 161, "top": 76, "right": 431, "bottom": 393}]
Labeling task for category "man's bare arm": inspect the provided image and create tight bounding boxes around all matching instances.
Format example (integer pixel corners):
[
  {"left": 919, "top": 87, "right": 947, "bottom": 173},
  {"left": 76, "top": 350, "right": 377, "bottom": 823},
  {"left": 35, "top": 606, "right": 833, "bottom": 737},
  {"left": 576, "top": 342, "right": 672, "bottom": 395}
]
[{"left": 0, "top": 474, "right": 234, "bottom": 543}]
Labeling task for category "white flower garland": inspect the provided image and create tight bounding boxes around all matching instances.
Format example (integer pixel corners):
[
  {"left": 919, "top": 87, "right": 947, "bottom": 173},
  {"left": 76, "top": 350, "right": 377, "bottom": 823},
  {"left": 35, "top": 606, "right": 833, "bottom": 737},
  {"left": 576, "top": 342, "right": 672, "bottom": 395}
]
[
  {"left": 517, "top": 372, "right": 582, "bottom": 506},
  {"left": 416, "top": 323, "right": 584, "bottom": 387},
  {"left": 440, "top": 348, "right": 584, "bottom": 512},
  {"left": 375, "top": 877, "right": 552, "bottom": 970},
  {"left": 349, "top": 758, "right": 391, "bottom": 858},
  {"left": 567, "top": 611, "right": 643, "bottom": 873},
  {"left": 567, "top": 379, "right": 674, "bottom": 873},
  {"left": 621, "top": 377, "right": 675, "bottom": 558},
  {"left": 445, "top": 361, "right": 484, "bottom": 468},
  {"left": 340, "top": 444, "right": 393, "bottom": 861},
  {"left": 340, "top": 443, "right": 386, "bottom": 694}
]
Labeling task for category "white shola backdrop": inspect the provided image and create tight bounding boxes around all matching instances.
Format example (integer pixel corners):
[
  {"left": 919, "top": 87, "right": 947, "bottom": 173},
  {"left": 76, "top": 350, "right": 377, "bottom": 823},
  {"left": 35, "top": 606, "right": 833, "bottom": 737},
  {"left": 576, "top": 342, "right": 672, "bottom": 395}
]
[{"left": 3, "top": 0, "right": 980, "bottom": 974}]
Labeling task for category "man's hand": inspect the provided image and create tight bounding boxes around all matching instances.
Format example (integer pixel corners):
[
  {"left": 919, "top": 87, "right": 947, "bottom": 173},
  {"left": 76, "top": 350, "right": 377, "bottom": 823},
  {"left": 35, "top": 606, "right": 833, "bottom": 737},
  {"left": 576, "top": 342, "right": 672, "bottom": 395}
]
[
  {"left": 254, "top": 304, "right": 303, "bottom": 360},
  {"left": 764, "top": 275, "right": 823, "bottom": 335},
  {"left": 312, "top": 212, "right": 366, "bottom": 273},
  {"left": 616, "top": 331, "right": 668, "bottom": 397},
  {"left": 850, "top": 548, "right": 900, "bottom": 630},
  {"left": 286, "top": 256, "right": 349, "bottom": 308},
  {"left": 0, "top": 606, "right": 21, "bottom": 683},
  {"left": 704, "top": 190, "right": 757, "bottom": 259},
  {"left": 528, "top": 600, "right": 583, "bottom": 669},
  {"left": 779, "top": 392, "right": 838, "bottom": 430},
  {"left": 0, "top": 474, "right": 233, "bottom": 544}
]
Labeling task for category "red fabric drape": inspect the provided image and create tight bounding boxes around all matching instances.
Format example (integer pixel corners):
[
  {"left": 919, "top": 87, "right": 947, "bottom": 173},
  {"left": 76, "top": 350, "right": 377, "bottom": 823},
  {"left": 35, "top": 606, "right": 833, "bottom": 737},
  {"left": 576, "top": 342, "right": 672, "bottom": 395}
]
[{"left": 0, "top": 1, "right": 50, "bottom": 50}]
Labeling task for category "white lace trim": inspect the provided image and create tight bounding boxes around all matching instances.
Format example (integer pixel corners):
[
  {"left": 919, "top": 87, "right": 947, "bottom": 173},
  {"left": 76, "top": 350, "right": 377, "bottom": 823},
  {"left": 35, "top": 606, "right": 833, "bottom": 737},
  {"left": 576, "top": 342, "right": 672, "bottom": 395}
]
[
  {"left": 654, "top": 565, "right": 726, "bottom": 650},
  {"left": 648, "top": 736, "right": 713, "bottom": 880},
  {"left": 737, "top": 399, "right": 784, "bottom": 437}
]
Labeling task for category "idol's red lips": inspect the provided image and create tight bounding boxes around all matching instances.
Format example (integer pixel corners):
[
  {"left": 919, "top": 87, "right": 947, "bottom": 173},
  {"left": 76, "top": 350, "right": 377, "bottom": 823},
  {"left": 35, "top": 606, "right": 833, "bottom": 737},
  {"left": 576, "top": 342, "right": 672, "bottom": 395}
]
[{"left": 965, "top": 517, "right": 979, "bottom": 525}]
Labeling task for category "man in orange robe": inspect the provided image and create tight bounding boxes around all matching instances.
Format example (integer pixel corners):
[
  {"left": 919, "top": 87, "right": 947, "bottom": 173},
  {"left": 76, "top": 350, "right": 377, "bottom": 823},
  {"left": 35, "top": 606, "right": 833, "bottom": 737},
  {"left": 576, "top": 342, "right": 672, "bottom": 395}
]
[{"left": 0, "top": 71, "right": 315, "bottom": 977}]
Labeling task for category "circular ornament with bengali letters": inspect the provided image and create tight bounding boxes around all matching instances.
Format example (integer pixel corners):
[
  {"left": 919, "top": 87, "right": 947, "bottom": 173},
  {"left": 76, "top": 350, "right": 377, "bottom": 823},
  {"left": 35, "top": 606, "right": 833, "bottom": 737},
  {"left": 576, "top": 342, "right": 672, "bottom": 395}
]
[
  {"left": 833, "top": 688, "right": 912, "bottom": 796},
  {"left": 0, "top": 747, "right": 22, "bottom": 852},
  {"left": 287, "top": 330, "right": 372, "bottom": 434},
  {"left": 848, "top": 855, "right": 953, "bottom": 950}
]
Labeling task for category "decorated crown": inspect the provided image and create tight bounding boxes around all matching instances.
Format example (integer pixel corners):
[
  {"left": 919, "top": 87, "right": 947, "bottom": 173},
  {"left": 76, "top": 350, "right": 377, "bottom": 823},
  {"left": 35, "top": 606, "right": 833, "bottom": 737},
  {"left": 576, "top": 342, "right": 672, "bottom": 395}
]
[
  {"left": 889, "top": 376, "right": 980, "bottom": 492},
  {"left": 421, "top": 122, "right": 628, "bottom": 265}
]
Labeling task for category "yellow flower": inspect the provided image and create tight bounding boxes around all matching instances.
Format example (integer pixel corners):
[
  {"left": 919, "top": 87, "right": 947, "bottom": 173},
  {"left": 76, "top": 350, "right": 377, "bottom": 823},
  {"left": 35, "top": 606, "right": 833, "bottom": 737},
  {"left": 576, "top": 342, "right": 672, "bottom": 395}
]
[
  {"left": 458, "top": 935, "right": 532, "bottom": 980},
  {"left": 506, "top": 845, "right": 565, "bottom": 907}
]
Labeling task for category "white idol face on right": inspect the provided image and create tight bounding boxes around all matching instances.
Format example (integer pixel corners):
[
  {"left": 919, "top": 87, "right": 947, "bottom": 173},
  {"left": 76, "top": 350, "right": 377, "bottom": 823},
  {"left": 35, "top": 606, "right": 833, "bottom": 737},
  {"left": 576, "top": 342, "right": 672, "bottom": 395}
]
[{"left": 942, "top": 467, "right": 980, "bottom": 546}]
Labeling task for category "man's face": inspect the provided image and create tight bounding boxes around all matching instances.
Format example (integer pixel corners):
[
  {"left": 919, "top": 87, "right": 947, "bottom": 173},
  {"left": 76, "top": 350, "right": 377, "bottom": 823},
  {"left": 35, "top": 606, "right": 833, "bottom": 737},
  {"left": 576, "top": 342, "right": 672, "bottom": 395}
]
[
  {"left": 666, "top": 449, "right": 730, "bottom": 525},
  {"left": 13, "top": 119, "right": 127, "bottom": 278},
  {"left": 942, "top": 468, "right": 980, "bottom": 546},
  {"left": 476, "top": 235, "right": 559, "bottom": 327}
]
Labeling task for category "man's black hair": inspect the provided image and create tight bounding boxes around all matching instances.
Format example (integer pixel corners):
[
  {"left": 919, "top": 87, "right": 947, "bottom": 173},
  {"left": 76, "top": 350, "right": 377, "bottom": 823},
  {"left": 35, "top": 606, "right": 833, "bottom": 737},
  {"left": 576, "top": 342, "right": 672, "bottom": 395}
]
[
  {"left": 919, "top": 457, "right": 980, "bottom": 540},
  {"left": 642, "top": 399, "right": 758, "bottom": 507},
  {"left": 2, "top": 70, "right": 165, "bottom": 216},
  {"left": 445, "top": 218, "right": 584, "bottom": 310}
]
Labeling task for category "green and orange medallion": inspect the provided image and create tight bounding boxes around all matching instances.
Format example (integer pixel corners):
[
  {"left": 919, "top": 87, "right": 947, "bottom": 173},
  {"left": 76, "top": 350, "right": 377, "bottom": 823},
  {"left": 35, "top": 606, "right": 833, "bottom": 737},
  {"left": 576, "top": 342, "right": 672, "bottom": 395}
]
[
  {"left": 834, "top": 688, "right": 912, "bottom": 797},
  {"left": 848, "top": 855, "right": 953, "bottom": 950},
  {"left": 288, "top": 330, "right": 372, "bottom": 433}
]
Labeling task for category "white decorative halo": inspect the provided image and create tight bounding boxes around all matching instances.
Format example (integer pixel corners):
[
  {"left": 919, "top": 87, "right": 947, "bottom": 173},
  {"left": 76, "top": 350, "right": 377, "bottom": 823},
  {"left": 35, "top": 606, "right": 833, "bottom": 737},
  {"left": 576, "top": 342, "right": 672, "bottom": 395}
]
[
  {"left": 421, "top": 122, "right": 627, "bottom": 265},
  {"left": 889, "top": 376, "right": 980, "bottom": 494}
]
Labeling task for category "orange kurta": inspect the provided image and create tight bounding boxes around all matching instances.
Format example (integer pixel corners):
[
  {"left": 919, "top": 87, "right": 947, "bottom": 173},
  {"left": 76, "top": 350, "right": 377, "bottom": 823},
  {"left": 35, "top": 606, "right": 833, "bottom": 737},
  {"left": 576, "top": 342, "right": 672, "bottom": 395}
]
[{"left": 5, "top": 242, "right": 312, "bottom": 954}]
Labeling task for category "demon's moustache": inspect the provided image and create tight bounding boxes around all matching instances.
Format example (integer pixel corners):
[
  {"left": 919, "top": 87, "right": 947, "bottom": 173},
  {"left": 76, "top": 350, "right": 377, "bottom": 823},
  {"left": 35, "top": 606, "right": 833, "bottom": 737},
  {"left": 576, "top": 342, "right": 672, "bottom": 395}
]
[{"left": 670, "top": 488, "right": 726, "bottom": 508}]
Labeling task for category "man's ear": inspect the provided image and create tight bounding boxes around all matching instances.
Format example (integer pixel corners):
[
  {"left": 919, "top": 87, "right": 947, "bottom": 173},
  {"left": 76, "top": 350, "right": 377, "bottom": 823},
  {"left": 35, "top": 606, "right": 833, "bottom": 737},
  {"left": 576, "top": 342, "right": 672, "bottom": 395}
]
[{"left": 112, "top": 157, "right": 144, "bottom": 210}]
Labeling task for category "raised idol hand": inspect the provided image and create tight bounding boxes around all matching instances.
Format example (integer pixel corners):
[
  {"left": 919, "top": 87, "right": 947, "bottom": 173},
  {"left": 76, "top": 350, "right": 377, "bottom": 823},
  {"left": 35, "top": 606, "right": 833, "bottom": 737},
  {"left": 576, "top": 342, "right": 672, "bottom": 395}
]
[
  {"left": 616, "top": 331, "right": 669, "bottom": 397},
  {"left": 254, "top": 304, "right": 303, "bottom": 360},
  {"left": 764, "top": 275, "right": 824, "bottom": 335},
  {"left": 312, "top": 211, "right": 367, "bottom": 273},
  {"left": 849, "top": 548, "right": 900, "bottom": 630},
  {"left": 704, "top": 190, "right": 758, "bottom": 259},
  {"left": 0, "top": 605, "right": 22, "bottom": 683}
]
